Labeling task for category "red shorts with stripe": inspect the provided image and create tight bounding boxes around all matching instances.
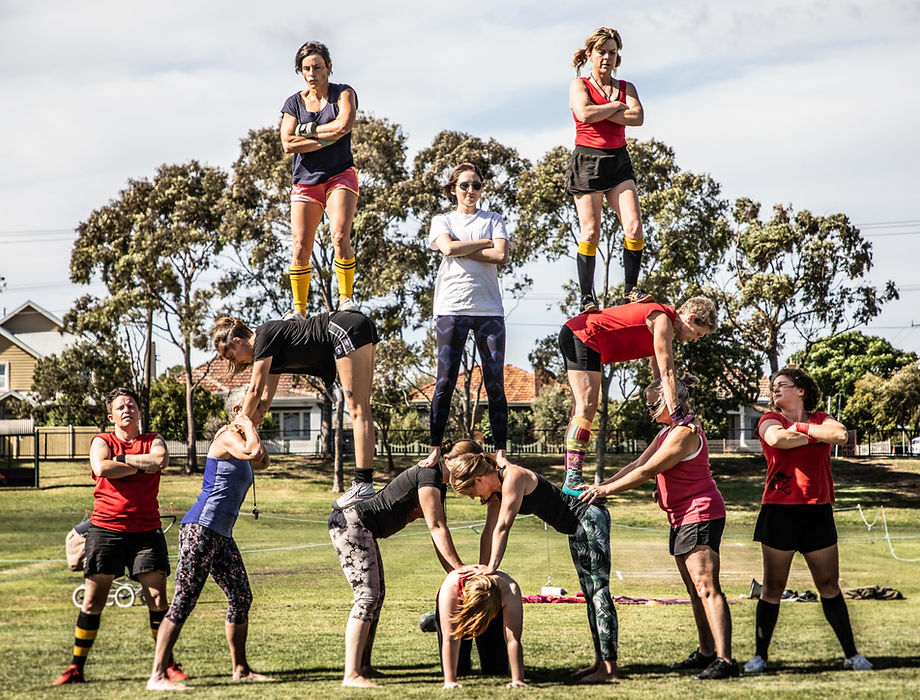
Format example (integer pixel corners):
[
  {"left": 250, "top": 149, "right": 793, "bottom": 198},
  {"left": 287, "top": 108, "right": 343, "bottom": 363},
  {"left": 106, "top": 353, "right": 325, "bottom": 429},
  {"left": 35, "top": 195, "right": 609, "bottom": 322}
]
[{"left": 290, "top": 167, "right": 359, "bottom": 208}]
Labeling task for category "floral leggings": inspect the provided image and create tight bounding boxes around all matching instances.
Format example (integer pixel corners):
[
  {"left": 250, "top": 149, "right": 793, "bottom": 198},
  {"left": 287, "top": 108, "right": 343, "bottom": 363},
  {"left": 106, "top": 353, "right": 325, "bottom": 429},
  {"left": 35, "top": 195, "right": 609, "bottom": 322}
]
[
  {"left": 328, "top": 507, "right": 385, "bottom": 622},
  {"left": 166, "top": 523, "right": 252, "bottom": 626},
  {"left": 568, "top": 504, "right": 618, "bottom": 661}
]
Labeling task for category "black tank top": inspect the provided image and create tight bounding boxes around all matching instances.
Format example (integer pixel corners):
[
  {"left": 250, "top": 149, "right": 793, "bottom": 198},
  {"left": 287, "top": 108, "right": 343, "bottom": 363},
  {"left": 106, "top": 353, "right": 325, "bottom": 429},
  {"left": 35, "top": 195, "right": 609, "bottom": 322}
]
[{"left": 497, "top": 467, "right": 591, "bottom": 535}]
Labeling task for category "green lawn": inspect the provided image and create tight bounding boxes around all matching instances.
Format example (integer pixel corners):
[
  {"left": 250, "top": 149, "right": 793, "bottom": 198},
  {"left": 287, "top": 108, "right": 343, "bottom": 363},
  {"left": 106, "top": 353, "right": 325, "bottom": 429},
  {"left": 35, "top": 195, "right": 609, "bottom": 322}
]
[{"left": 1, "top": 454, "right": 918, "bottom": 698}]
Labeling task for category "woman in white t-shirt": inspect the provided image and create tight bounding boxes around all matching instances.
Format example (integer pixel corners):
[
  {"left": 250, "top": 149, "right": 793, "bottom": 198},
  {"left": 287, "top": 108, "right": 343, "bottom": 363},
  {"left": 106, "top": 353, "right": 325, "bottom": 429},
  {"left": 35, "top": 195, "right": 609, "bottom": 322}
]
[{"left": 418, "top": 163, "right": 512, "bottom": 469}]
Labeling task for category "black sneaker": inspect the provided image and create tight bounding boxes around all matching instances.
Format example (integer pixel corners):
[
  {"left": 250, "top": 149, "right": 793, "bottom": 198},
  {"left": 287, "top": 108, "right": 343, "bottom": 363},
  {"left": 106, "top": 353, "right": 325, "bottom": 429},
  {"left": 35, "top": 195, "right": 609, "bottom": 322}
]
[
  {"left": 693, "top": 658, "right": 740, "bottom": 680},
  {"left": 625, "top": 286, "right": 653, "bottom": 303},
  {"left": 580, "top": 292, "right": 599, "bottom": 314},
  {"left": 669, "top": 649, "right": 716, "bottom": 671}
]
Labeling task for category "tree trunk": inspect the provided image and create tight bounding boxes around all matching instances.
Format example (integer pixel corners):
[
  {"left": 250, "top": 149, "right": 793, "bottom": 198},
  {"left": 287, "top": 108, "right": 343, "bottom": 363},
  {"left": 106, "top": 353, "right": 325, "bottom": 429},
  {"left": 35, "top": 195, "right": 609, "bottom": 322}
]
[
  {"left": 141, "top": 308, "right": 154, "bottom": 432},
  {"left": 594, "top": 366, "right": 613, "bottom": 483},
  {"left": 333, "top": 386, "right": 345, "bottom": 492},
  {"left": 183, "top": 350, "right": 197, "bottom": 474}
]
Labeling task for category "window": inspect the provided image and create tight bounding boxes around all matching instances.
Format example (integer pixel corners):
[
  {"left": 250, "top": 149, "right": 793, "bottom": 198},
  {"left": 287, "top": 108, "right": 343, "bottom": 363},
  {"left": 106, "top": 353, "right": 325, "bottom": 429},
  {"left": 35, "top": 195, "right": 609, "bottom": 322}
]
[
  {"left": 0, "top": 362, "right": 8, "bottom": 390},
  {"left": 276, "top": 410, "right": 311, "bottom": 439}
]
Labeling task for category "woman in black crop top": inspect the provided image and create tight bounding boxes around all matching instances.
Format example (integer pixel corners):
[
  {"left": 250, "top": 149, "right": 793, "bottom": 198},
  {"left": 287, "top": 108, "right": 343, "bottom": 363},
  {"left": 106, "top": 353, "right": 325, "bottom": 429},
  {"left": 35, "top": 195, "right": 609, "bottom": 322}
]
[
  {"left": 211, "top": 312, "right": 378, "bottom": 509},
  {"left": 328, "top": 461, "right": 466, "bottom": 688},
  {"left": 446, "top": 441, "right": 619, "bottom": 683}
]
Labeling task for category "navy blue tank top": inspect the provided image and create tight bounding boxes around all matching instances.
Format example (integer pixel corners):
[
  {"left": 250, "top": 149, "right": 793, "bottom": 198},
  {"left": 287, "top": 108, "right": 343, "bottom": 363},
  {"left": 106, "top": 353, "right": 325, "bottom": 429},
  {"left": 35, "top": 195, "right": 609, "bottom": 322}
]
[
  {"left": 281, "top": 83, "right": 357, "bottom": 185},
  {"left": 182, "top": 455, "right": 253, "bottom": 538}
]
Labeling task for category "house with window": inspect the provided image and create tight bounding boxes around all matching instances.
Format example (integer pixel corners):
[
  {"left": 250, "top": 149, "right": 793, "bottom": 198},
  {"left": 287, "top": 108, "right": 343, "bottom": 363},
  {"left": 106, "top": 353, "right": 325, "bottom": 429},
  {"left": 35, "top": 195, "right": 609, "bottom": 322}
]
[
  {"left": 0, "top": 301, "right": 77, "bottom": 418},
  {"left": 188, "top": 356, "right": 327, "bottom": 443}
]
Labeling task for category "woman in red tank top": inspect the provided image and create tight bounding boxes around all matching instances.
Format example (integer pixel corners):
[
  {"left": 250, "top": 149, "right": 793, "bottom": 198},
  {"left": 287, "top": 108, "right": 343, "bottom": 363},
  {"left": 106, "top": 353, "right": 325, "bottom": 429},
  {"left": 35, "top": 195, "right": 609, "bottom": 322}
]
[{"left": 565, "top": 27, "right": 648, "bottom": 314}]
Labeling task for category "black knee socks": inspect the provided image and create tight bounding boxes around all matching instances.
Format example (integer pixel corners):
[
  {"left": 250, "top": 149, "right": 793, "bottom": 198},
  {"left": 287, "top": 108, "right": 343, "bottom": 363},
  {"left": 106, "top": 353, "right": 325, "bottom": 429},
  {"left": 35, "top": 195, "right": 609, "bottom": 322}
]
[
  {"left": 623, "top": 247, "right": 642, "bottom": 290},
  {"left": 754, "top": 599, "right": 780, "bottom": 659},
  {"left": 577, "top": 251, "right": 596, "bottom": 298},
  {"left": 821, "top": 593, "right": 858, "bottom": 658},
  {"left": 72, "top": 611, "right": 101, "bottom": 668}
]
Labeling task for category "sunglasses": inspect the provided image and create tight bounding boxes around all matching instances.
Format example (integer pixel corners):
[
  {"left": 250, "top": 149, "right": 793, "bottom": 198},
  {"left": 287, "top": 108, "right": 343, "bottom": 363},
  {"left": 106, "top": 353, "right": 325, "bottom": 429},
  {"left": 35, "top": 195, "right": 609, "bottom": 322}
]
[
  {"left": 458, "top": 181, "right": 483, "bottom": 191},
  {"left": 645, "top": 398, "right": 663, "bottom": 410}
]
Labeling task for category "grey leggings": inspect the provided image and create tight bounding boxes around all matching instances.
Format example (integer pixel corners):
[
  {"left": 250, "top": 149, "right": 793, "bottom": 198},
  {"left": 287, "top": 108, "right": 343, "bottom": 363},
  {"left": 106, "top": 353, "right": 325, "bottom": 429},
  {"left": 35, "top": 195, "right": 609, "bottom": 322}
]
[
  {"left": 568, "top": 505, "right": 618, "bottom": 661},
  {"left": 328, "top": 507, "right": 386, "bottom": 622}
]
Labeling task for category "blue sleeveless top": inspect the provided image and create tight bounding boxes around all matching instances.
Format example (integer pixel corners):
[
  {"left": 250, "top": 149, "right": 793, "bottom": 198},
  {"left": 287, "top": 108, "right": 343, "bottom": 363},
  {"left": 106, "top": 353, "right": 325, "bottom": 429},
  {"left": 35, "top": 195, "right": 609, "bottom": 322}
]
[
  {"left": 281, "top": 83, "right": 357, "bottom": 185},
  {"left": 182, "top": 456, "right": 253, "bottom": 538}
]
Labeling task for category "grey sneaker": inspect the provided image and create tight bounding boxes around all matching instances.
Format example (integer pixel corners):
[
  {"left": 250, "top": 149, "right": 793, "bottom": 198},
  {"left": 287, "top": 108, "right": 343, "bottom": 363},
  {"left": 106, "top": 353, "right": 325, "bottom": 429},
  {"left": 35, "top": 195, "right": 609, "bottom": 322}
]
[
  {"left": 338, "top": 296, "right": 357, "bottom": 311},
  {"left": 282, "top": 309, "right": 306, "bottom": 321},
  {"left": 579, "top": 292, "right": 599, "bottom": 314},
  {"left": 844, "top": 654, "right": 873, "bottom": 671},
  {"left": 333, "top": 480, "right": 375, "bottom": 508},
  {"left": 743, "top": 655, "right": 767, "bottom": 674}
]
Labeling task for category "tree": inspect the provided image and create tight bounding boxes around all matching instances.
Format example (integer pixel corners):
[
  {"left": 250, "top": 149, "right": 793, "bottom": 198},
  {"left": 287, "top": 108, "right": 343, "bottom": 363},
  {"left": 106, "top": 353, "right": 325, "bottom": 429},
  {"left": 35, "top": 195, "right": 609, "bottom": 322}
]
[
  {"left": 531, "top": 384, "right": 572, "bottom": 444},
  {"left": 71, "top": 161, "right": 229, "bottom": 472},
  {"left": 30, "top": 341, "right": 134, "bottom": 429},
  {"left": 148, "top": 372, "right": 225, "bottom": 441},
  {"left": 724, "top": 200, "right": 898, "bottom": 374},
  {"left": 790, "top": 331, "right": 917, "bottom": 418},
  {"left": 846, "top": 363, "right": 920, "bottom": 438},
  {"left": 517, "top": 138, "right": 739, "bottom": 477}
]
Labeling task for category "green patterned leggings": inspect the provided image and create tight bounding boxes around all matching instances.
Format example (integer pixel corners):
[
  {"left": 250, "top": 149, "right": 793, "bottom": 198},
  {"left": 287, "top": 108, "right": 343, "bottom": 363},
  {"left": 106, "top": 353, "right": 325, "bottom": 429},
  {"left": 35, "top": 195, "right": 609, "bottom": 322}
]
[{"left": 568, "top": 505, "right": 618, "bottom": 661}]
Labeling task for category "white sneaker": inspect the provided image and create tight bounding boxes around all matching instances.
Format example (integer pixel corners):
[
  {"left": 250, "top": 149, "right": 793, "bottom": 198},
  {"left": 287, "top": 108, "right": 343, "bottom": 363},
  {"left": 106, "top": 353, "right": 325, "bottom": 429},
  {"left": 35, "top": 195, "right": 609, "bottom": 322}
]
[
  {"left": 333, "top": 480, "right": 375, "bottom": 508},
  {"left": 338, "top": 297, "right": 357, "bottom": 311},
  {"left": 743, "top": 655, "right": 767, "bottom": 674},
  {"left": 844, "top": 654, "right": 873, "bottom": 671},
  {"left": 282, "top": 309, "right": 306, "bottom": 321}
]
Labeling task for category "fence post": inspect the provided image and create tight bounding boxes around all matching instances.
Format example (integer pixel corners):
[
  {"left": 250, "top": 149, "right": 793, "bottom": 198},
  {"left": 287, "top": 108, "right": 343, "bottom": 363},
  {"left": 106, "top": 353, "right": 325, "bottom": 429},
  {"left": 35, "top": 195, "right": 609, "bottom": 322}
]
[
  {"left": 70, "top": 425, "right": 76, "bottom": 460},
  {"left": 33, "top": 430, "right": 40, "bottom": 488}
]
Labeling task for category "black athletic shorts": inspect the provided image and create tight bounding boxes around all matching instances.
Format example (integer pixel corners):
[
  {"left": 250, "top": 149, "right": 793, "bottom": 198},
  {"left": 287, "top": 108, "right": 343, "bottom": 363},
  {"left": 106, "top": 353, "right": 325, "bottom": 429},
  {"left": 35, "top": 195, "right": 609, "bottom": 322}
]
[
  {"left": 753, "top": 503, "right": 837, "bottom": 553},
  {"left": 328, "top": 310, "right": 379, "bottom": 359},
  {"left": 669, "top": 517, "right": 725, "bottom": 557},
  {"left": 564, "top": 145, "right": 637, "bottom": 195},
  {"left": 83, "top": 525, "right": 171, "bottom": 579},
  {"left": 558, "top": 324, "right": 602, "bottom": 373}
]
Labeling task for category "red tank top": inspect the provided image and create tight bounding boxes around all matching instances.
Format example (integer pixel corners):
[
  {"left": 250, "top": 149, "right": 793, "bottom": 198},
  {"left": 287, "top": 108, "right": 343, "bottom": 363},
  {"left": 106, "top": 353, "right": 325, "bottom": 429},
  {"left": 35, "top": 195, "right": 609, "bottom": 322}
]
[
  {"left": 573, "top": 77, "right": 627, "bottom": 149},
  {"left": 90, "top": 432, "right": 163, "bottom": 532},
  {"left": 653, "top": 427, "right": 726, "bottom": 527},
  {"left": 565, "top": 303, "right": 676, "bottom": 364},
  {"left": 757, "top": 412, "right": 835, "bottom": 505}
]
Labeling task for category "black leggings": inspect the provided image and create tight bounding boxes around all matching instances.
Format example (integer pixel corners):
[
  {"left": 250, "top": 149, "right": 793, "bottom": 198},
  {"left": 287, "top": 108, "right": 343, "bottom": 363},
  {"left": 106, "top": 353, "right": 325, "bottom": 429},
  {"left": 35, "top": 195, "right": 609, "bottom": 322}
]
[{"left": 430, "top": 315, "right": 508, "bottom": 449}]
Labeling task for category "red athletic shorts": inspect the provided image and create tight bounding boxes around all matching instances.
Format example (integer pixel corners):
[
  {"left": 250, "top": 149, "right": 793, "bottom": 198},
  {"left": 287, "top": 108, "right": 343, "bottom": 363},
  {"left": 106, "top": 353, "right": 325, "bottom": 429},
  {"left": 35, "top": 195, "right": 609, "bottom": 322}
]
[{"left": 290, "top": 167, "right": 359, "bottom": 208}]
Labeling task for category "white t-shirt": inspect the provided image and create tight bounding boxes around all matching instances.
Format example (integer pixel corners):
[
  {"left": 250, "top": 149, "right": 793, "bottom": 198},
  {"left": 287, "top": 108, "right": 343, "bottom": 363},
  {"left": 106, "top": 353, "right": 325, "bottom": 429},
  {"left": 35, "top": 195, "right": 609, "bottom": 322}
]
[{"left": 428, "top": 209, "right": 511, "bottom": 317}]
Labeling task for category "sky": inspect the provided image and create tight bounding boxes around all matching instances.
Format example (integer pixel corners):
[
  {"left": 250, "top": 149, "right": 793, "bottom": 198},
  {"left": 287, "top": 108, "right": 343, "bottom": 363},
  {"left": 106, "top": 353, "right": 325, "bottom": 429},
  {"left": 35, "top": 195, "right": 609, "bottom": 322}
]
[{"left": 2, "top": 0, "right": 919, "bottom": 376}]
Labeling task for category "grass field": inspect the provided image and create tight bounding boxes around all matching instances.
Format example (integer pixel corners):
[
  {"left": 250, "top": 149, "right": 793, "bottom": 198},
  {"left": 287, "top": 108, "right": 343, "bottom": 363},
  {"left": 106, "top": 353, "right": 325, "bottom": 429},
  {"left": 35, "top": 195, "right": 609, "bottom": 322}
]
[{"left": 1, "top": 453, "right": 919, "bottom": 698}]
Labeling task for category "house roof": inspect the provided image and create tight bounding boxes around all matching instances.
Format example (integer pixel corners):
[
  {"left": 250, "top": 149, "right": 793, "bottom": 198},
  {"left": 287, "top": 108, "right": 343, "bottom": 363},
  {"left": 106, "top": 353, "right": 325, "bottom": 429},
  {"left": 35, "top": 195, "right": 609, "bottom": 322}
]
[
  {"left": 183, "top": 356, "right": 325, "bottom": 405},
  {"left": 0, "top": 300, "right": 76, "bottom": 359},
  {"left": 409, "top": 364, "right": 551, "bottom": 406}
]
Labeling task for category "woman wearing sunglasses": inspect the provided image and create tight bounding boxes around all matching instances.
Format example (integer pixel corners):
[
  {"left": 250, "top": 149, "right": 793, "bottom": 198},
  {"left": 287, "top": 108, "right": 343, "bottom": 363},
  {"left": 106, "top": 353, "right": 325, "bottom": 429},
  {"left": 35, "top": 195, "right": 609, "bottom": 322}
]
[
  {"left": 743, "top": 367, "right": 871, "bottom": 674},
  {"left": 566, "top": 27, "right": 649, "bottom": 313},
  {"left": 579, "top": 376, "right": 736, "bottom": 680},
  {"left": 418, "top": 163, "right": 513, "bottom": 469}
]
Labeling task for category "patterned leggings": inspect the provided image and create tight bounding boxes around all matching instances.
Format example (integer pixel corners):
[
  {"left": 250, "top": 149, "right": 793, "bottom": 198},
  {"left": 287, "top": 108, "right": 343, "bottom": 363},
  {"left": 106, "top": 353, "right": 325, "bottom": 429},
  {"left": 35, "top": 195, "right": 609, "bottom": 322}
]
[
  {"left": 328, "top": 507, "right": 386, "bottom": 622},
  {"left": 166, "top": 523, "right": 252, "bottom": 626},
  {"left": 431, "top": 315, "right": 508, "bottom": 449},
  {"left": 568, "top": 505, "right": 618, "bottom": 661}
]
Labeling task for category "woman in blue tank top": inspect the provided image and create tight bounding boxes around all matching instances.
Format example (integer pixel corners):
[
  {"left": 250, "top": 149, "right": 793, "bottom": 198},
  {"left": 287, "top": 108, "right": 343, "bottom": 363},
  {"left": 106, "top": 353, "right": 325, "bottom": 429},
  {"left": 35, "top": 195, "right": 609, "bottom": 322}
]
[
  {"left": 446, "top": 441, "right": 619, "bottom": 683},
  {"left": 147, "top": 388, "right": 271, "bottom": 690}
]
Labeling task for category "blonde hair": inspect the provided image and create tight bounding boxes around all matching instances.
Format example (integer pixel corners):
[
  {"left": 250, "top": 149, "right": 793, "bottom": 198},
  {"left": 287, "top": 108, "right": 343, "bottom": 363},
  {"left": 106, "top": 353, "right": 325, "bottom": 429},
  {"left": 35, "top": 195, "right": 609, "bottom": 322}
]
[
  {"left": 572, "top": 27, "right": 622, "bottom": 74},
  {"left": 451, "top": 574, "right": 503, "bottom": 639},
  {"left": 677, "top": 296, "right": 718, "bottom": 332},
  {"left": 447, "top": 451, "right": 497, "bottom": 495},
  {"left": 211, "top": 316, "right": 254, "bottom": 375},
  {"left": 646, "top": 374, "right": 699, "bottom": 412}
]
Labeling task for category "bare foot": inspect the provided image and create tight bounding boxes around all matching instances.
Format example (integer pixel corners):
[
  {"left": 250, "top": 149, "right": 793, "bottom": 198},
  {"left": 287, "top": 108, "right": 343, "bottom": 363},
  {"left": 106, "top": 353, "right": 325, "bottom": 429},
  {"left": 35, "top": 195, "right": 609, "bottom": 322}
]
[
  {"left": 417, "top": 448, "right": 441, "bottom": 468},
  {"left": 571, "top": 662, "right": 600, "bottom": 679},
  {"left": 147, "top": 675, "right": 189, "bottom": 691},
  {"left": 574, "top": 668, "right": 619, "bottom": 684},
  {"left": 342, "top": 674, "right": 380, "bottom": 688},
  {"left": 233, "top": 670, "right": 273, "bottom": 682},
  {"left": 361, "top": 666, "right": 386, "bottom": 679}
]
